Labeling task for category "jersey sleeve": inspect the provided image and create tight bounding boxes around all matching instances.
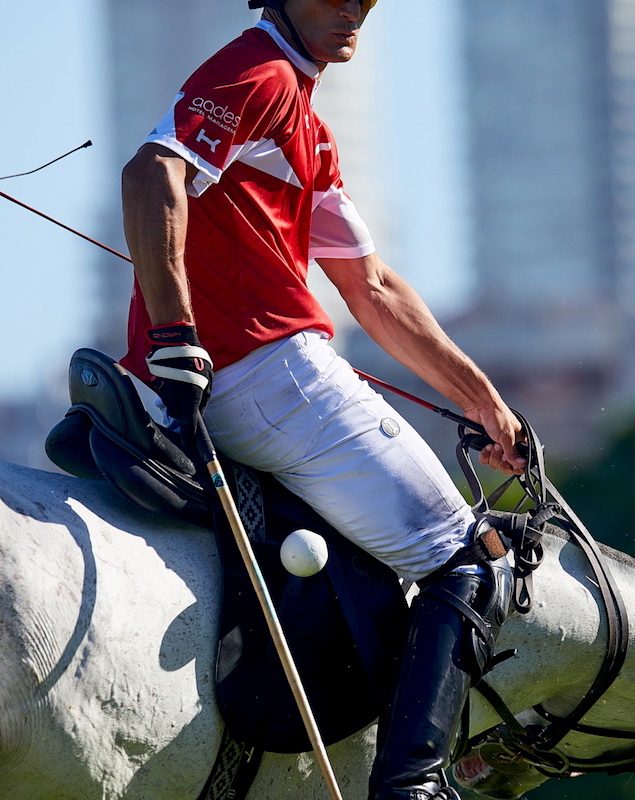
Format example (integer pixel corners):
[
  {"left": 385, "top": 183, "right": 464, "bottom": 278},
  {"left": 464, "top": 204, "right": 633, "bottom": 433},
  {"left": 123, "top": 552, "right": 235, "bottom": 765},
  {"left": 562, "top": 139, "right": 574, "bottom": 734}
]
[
  {"left": 144, "top": 54, "right": 290, "bottom": 198},
  {"left": 309, "top": 129, "right": 375, "bottom": 260}
]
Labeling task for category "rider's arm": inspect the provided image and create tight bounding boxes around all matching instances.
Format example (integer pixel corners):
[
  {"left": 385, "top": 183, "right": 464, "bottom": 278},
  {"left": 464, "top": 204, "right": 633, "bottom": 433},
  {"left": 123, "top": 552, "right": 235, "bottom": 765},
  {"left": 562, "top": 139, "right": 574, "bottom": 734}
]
[
  {"left": 122, "top": 143, "right": 198, "bottom": 325},
  {"left": 317, "top": 252, "right": 526, "bottom": 474}
]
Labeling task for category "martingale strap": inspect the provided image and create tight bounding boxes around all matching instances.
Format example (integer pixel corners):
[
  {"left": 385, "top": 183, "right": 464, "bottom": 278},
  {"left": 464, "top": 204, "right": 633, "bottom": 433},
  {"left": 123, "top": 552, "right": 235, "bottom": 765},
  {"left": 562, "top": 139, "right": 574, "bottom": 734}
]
[{"left": 459, "top": 411, "right": 631, "bottom": 766}]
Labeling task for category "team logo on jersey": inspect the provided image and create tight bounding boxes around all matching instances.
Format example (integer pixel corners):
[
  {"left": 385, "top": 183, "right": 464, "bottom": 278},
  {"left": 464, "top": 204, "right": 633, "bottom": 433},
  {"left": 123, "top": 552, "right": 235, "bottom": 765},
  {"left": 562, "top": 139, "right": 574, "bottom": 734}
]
[
  {"left": 196, "top": 129, "right": 221, "bottom": 152},
  {"left": 190, "top": 96, "right": 241, "bottom": 134}
]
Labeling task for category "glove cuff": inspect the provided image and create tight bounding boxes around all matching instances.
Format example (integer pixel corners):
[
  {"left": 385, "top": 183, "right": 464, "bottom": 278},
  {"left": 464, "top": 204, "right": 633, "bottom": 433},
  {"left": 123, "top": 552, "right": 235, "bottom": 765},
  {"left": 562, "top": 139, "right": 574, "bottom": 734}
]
[
  {"left": 145, "top": 322, "right": 214, "bottom": 382},
  {"left": 146, "top": 321, "right": 201, "bottom": 349}
]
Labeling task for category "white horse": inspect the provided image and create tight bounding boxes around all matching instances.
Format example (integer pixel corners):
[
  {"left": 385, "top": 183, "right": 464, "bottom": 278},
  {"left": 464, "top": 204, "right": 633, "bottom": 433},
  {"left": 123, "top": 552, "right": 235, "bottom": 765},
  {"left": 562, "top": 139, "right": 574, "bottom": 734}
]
[{"left": 0, "top": 459, "right": 634, "bottom": 799}]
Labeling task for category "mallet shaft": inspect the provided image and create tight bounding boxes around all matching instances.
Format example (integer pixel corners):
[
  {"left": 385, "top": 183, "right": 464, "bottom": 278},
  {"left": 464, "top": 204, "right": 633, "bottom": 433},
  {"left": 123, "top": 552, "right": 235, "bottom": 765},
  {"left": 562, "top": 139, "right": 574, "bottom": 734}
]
[{"left": 197, "top": 419, "right": 344, "bottom": 800}]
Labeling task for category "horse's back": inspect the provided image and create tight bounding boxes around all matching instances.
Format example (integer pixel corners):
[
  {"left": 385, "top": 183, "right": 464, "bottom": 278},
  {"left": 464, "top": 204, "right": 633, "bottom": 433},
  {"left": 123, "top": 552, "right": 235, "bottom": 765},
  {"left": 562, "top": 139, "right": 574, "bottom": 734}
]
[{"left": 0, "top": 462, "right": 378, "bottom": 799}]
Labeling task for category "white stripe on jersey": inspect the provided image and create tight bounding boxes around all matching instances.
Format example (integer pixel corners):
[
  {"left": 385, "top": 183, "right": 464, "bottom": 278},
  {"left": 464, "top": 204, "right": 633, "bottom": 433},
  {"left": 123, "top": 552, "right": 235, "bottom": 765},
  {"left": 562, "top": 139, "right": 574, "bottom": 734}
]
[
  {"left": 145, "top": 98, "right": 223, "bottom": 197},
  {"left": 238, "top": 138, "right": 303, "bottom": 189},
  {"left": 146, "top": 113, "right": 304, "bottom": 195},
  {"left": 310, "top": 185, "right": 375, "bottom": 259}
]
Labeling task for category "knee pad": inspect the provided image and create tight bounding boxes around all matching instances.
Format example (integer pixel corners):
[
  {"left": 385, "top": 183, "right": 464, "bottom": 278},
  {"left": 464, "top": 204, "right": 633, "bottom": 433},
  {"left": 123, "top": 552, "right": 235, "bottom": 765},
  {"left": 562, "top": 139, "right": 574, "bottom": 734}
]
[
  {"left": 417, "top": 557, "right": 513, "bottom": 683},
  {"left": 470, "top": 558, "right": 513, "bottom": 679}
]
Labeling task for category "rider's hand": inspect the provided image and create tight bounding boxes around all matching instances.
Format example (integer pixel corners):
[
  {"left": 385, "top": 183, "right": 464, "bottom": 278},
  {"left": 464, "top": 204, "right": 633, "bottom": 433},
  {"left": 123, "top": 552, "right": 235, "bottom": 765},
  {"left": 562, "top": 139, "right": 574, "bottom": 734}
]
[
  {"left": 145, "top": 322, "right": 213, "bottom": 453},
  {"left": 463, "top": 402, "right": 527, "bottom": 476}
]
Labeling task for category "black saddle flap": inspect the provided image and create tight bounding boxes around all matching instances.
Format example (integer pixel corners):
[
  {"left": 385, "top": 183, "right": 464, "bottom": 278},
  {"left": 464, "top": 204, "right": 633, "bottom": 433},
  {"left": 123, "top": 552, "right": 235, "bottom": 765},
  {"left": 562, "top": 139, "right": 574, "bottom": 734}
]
[
  {"left": 67, "top": 348, "right": 154, "bottom": 454},
  {"left": 45, "top": 349, "right": 214, "bottom": 522}
]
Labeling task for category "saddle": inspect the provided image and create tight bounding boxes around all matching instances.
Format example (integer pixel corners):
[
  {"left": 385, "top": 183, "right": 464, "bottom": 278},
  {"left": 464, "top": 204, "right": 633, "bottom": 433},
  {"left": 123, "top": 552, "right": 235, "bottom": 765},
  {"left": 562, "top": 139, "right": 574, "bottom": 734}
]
[{"left": 46, "top": 349, "right": 408, "bottom": 755}]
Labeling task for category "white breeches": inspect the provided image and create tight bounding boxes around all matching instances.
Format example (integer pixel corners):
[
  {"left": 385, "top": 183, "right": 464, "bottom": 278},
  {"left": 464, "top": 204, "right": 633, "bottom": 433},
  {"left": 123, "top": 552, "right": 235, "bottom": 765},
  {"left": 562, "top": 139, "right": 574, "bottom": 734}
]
[{"left": 196, "top": 331, "right": 476, "bottom": 582}]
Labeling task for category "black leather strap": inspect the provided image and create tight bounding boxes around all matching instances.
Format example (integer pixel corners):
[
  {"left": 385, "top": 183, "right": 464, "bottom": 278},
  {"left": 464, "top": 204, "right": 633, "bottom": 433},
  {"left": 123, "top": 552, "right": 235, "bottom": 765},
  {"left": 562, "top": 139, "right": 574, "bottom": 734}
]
[
  {"left": 197, "top": 726, "right": 262, "bottom": 800},
  {"left": 457, "top": 410, "right": 631, "bottom": 768}
]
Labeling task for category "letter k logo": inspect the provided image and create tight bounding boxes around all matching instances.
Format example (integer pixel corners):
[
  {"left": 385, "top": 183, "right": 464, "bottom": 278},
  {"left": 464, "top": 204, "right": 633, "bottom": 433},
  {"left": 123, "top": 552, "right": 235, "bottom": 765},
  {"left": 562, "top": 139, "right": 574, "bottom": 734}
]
[{"left": 196, "top": 129, "right": 222, "bottom": 152}]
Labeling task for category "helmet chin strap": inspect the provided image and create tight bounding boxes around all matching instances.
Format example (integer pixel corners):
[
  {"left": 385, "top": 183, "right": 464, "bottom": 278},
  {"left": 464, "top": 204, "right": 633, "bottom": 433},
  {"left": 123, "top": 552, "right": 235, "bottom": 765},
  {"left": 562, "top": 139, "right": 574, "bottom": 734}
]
[{"left": 259, "top": 3, "right": 326, "bottom": 65}]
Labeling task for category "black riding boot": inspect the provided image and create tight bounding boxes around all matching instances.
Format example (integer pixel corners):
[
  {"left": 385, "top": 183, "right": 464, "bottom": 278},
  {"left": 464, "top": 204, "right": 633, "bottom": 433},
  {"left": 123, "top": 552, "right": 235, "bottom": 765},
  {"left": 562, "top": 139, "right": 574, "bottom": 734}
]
[{"left": 368, "top": 543, "right": 512, "bottom": 800}]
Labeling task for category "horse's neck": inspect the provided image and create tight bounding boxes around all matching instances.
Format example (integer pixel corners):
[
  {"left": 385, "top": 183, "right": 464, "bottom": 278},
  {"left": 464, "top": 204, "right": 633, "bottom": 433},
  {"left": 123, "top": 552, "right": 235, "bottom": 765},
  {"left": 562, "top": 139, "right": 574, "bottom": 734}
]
[{"left": 470, "top": 530, "right": 635, "bottom": 740}]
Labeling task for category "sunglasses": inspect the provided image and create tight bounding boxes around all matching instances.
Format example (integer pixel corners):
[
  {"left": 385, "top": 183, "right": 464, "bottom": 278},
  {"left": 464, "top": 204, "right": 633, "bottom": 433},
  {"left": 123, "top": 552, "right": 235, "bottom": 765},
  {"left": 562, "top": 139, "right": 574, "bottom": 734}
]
[{"left": 322, "top": 0, "right": 379, "bottom": 12}]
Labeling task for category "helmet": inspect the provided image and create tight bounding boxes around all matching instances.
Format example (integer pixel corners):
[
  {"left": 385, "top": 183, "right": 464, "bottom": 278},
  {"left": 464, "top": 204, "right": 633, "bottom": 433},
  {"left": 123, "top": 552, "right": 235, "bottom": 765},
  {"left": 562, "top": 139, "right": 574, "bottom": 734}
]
[{"left": 249, "top": 0, "right": 379, "bottom": 13}]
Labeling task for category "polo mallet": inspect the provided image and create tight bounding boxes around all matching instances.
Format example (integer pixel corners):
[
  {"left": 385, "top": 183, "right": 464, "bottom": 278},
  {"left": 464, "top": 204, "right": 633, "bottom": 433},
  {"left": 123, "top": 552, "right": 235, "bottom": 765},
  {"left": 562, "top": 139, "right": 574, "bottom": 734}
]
[{"left": 195, "top": 414, "right": 344, "bottom": 800}]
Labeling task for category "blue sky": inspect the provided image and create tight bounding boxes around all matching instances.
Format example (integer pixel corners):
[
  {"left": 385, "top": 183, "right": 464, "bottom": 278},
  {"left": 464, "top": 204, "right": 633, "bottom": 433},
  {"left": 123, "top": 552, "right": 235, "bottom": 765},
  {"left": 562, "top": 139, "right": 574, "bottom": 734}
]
[
  {"left": 0, "top": 0, "right": 469, "bottom": 400},
  {"left": 0, "top": 0, "right": 112, "bottom": 399}
]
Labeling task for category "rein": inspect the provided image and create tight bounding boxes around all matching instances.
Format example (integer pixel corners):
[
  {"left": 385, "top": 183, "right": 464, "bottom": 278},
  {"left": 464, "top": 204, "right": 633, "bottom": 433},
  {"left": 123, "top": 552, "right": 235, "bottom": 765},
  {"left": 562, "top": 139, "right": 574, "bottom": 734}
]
[{"left": 456, "top": 413, "right": 632, "bottom": 775}]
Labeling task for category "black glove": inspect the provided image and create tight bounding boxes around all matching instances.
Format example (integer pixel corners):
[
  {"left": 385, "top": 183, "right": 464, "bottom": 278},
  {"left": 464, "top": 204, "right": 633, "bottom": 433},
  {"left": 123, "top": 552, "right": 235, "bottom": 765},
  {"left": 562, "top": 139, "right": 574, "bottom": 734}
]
[{"left": 145, "top": 322, "right": 214, "bottom": 453}]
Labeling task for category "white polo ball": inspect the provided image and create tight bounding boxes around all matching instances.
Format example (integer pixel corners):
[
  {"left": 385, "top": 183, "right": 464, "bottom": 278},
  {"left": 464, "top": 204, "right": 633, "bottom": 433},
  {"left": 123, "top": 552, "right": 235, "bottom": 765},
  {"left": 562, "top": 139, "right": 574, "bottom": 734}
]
[{"left": 280, "top": 529, "right": 329, "bottom": 577}]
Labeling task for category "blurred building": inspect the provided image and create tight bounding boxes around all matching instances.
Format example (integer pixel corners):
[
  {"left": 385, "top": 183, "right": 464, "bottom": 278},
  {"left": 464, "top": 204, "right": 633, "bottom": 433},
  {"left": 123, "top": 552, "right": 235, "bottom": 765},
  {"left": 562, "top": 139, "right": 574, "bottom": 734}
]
[
  {"left": 310, "top": 18, "right": 397, "bottom": 333},
  {"left": 0, "top": 3, "right": 258, "bottom": 470},
  {"left": 444, "top": 0, "right": 630, "bottom": 459},
  {"left": 346, "top": 0, "right": 635, "bottom": 470},
  {"left": 611, "top": 0, "right": 635, "bottom": 395}
]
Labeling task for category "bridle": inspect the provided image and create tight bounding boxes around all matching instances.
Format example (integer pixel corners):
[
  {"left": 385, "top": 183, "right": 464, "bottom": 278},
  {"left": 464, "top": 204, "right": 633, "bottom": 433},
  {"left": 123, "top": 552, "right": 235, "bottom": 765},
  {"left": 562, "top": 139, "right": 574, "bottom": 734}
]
[{"left": 455, "top": 413, "right": 633, "bottom": 777}]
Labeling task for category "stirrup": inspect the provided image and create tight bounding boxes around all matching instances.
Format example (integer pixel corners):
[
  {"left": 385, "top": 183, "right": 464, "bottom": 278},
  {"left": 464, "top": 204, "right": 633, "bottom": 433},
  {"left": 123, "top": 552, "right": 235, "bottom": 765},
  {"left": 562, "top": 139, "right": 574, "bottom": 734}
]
[
  {"left": 373, "top": 785, "right": 461, "bottom": 800},
  {"left": 373, "top": 771, "right": 462, "bottom": 800},
  {"left": 433, "top": 789, "right": 461, "bottom": 800},
  {"left": 433, "top": 769, "right": 461, "bottom": 800}
]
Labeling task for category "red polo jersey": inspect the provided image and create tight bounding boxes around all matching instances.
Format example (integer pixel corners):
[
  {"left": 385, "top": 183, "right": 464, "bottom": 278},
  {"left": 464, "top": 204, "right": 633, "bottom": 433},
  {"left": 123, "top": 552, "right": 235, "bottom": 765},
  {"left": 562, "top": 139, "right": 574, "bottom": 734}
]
[{"left": 122, "top": 21, "right": 374, "bottom": 380}]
